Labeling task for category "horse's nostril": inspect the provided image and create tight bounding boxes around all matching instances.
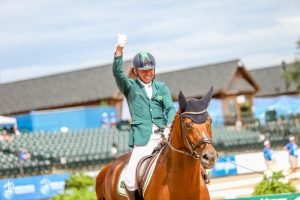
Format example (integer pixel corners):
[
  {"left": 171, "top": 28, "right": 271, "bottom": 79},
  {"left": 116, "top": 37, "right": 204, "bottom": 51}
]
[{"left": 202, "top": 154, "right": 209, "bottom": 161}]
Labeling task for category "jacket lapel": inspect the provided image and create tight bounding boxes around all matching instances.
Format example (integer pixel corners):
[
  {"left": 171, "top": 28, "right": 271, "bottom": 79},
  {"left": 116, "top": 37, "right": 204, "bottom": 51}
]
[
  {"left": 151, "top": 81, "right": 158, "bottom": 99},
  {"left": 135, "top": 80, "right": 150, "bottom": 100}
]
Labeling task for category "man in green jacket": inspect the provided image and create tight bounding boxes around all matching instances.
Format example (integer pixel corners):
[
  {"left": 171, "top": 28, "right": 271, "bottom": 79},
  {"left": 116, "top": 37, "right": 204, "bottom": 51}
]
[{"left": 113, "top": 34, "right": 176, "bottom": 200}]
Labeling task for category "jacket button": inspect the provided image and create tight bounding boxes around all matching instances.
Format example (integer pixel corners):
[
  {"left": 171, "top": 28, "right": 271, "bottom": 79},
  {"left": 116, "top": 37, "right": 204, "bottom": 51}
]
[{"left": 150, "top": 109, "right": 152, "bottom": 112}]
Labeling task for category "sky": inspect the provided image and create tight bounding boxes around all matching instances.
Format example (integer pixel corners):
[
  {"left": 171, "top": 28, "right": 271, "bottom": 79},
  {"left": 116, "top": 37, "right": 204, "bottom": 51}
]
[{"left": 0, "top": 0, "right": 300, "bottom": 83}]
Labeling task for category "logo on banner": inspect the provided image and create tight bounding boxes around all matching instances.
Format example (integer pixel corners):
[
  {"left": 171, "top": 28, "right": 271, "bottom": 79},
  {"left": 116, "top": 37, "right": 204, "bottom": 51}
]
[
  {"left": 211, "top": 155, "right": 237, "bottom": 177},
  {"left": 3, "top": 180, "right": 15, "bottom": 199},
  {"left": 40, "top": 178, "right": 51, "bottom": 195}
]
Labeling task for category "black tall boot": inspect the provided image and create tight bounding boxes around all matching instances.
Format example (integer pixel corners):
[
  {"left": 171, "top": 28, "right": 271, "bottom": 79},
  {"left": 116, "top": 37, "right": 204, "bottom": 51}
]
[{"left": 125, "top": 186, "right": 135, "bottom": 200}]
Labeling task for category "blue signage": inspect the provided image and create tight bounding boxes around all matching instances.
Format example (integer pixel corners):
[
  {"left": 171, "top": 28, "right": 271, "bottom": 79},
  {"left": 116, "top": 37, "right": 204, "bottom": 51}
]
[
  {"left": 0, "top": 173, "right": 70, "bottom": 200},
  {"left": 210, "top": 155, "right": 237, "bottom": 177}
]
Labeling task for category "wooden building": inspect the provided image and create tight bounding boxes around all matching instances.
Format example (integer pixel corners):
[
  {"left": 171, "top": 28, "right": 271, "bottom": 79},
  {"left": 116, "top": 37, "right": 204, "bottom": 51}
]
[{"left": 1, "top": 59, "right": 296, "bottom": 126}]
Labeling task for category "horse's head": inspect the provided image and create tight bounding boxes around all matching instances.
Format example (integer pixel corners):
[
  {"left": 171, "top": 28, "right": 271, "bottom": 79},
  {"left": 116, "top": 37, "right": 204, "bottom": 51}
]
[{"left": 177, "top": 87, "right": 218, "bottom": 169}]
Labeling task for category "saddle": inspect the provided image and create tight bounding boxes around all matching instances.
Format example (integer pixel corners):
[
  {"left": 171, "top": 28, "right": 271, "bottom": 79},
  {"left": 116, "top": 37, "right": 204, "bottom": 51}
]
[
  {"left": 135, "top": 144, "right": 210, "bottom": 190},
  {"left": 118, "top": 142, "right": 209, "bottom": 198},
  {"left": 136, "top": 144, "right": 164, "bottom": 195}
]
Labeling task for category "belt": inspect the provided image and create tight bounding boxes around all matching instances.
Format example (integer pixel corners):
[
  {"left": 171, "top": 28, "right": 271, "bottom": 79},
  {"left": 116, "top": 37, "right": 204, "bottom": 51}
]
[{"left": 153, "top": 127, "right": 165, "bottom": 134}]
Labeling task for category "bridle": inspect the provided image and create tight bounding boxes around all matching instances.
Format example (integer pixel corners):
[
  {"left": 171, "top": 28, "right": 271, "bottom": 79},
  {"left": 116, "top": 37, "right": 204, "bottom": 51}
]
[{"left": 166, "top": 109, "right": 213, "bottom": 159}]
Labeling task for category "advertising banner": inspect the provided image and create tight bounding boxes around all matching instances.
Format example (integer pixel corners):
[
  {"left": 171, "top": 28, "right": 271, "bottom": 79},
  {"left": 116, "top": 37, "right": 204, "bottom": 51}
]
[
  {"left": 228, "top": 192, "right": 300, "bottom": 200},
  {"left": 235, "top": 152, "right": 265, "bottom": 174},
  {"left": 0, "top": 173, "right": 69, "bottom": 200},
  {"left": 210, "top": 155, "right": 237, "bottom": 177}
]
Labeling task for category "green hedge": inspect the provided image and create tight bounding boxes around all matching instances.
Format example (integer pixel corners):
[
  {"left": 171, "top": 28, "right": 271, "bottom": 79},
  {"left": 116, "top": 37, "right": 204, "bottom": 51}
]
[
  {"left": 253, "top": 171, "right": 296, "bottom": 195},
  {"left": 51, "top": 173, "right": 96, "bottom": 200}
]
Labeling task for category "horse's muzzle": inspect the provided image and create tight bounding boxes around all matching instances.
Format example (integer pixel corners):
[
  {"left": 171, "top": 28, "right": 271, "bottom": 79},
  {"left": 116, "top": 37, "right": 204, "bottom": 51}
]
[{"left": 201, "top": 149, "right": 218, "bottom": 169}]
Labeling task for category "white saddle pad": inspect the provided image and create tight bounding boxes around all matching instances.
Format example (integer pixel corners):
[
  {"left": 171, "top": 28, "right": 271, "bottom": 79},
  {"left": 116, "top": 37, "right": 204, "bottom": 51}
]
[{"left": 117, "top": 151, "right": 161, "bottom": 197}]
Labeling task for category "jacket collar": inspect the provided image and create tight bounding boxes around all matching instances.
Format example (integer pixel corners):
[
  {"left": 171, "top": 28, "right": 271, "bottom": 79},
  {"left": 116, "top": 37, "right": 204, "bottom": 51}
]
[
  {"left": 136, "top": 79, "right": 158, "bottom": 99},
  {"left": 138, "top": 78, "right": 152, "bottom": 87}
]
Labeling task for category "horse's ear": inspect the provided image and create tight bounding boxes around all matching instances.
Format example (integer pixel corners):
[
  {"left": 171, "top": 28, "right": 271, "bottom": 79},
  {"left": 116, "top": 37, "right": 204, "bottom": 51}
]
[
  {"left": 178, "top": 90, "right": 187, "bottom": 111},
  {"left": 201, "top": 86, "right": 214, "bottom": 108}
]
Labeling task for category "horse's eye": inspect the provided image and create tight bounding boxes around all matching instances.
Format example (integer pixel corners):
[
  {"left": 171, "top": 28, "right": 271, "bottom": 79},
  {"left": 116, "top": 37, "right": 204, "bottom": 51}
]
[{"left": 185, "top": 122, "right": 193, "bottom": 129}]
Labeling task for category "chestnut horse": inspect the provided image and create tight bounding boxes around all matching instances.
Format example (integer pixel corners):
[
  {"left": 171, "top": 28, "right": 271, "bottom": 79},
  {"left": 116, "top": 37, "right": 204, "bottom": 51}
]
[{"left": 96, "top": 87, "right": 218, "bottom": 200}]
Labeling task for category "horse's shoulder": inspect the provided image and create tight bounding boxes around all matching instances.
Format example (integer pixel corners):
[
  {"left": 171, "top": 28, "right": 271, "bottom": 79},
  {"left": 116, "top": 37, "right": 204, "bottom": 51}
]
[
  {"left": 109, "top": 152, "right": 132, "bottom": 170},
  {"left": 116, "top": 152, "right": 132, "bottom": 162},
  {"left": 104, "top": 152, "right": 132, "bottom": 182}
]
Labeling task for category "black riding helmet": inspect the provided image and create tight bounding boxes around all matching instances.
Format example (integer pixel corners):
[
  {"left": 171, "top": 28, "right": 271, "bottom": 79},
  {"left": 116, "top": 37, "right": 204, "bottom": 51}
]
[{"left": 132, "top": 51, "right": 156, "bottom": 70}]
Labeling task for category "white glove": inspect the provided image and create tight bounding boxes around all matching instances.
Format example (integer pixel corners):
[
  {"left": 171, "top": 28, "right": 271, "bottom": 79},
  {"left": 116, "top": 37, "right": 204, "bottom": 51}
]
[
  {"left": 163, "top": 127, "right": 170, "bottom": 140},
  {"left": 117, "top": 34, "right": 127, "bottom": 47}
]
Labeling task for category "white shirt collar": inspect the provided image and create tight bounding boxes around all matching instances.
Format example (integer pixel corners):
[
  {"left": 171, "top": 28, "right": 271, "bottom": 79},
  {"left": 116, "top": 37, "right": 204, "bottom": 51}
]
[
  {"left": 138, "top": 79, "right": 152, "bottom": 98},
  {"left": 138, "top": 79, "right": 152, "bottom": 88}
]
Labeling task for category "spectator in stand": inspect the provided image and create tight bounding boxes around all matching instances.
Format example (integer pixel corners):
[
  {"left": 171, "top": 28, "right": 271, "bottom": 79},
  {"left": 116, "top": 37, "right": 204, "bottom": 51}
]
[
  {"left": 11, "top": 125, "right": 21, "bottom": 136},
  {"left": 101, "top": 112, "right": 110, "bottom": 128},
  {"left": 1, "top": 128, "right": 14, "bottom": 142},
  {"left": 19, "top": 147, "right": 31, "bottom": 175},
  {"left": 110, "top": 112, "right": 117, "bottom": 128},
  {"left": 0, "top": 131, "right": 3, "bottom": 143},
  {"left": 263, "top": 140, "right": 274, "bottom": 172},
  {"left": 19, "top": 147, "right": 31, "bottom": 161},
  {"left": 284, "top": 136, "right": 298, "bottom": 174}
]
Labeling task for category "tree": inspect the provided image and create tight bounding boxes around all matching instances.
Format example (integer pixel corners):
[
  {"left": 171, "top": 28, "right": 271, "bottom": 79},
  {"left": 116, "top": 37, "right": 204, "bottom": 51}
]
[{"left": 283, "top": 38, "right": 300, "bottom": 93}]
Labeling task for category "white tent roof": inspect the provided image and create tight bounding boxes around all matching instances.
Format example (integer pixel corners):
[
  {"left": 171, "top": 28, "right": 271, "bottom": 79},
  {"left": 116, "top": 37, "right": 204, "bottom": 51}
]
[{"left": 0, "top": 116, "right": 16, "bottom": 125}]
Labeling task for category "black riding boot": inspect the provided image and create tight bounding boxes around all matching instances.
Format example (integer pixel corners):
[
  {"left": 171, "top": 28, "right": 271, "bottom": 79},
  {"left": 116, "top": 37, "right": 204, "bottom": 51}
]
[{"left": 125, "top": 187, "right": 136, "bottom": 200}]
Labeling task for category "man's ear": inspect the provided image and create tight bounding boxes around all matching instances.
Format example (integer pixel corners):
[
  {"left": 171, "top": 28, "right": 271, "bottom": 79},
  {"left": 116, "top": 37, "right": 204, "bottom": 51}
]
[{"left": 133, "top": 69, "right": 138, "bottom": 75}]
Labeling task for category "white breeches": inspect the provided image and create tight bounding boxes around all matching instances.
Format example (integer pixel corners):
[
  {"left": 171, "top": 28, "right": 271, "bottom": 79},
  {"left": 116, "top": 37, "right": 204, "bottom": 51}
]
[{"left": 124, "top": 128, "right": 162, "bottom": 191}]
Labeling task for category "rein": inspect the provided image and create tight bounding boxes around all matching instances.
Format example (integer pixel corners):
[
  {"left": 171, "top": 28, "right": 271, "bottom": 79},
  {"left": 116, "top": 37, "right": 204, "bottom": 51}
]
[
  {"left": 165, "top": 140, "right": 195, "bottom": 157},
  {"left": 218, "top": 157, "right": 264, "bottom": 175},
  {"left": 166, "top": 109, "right": 213, "bottom": 159}
]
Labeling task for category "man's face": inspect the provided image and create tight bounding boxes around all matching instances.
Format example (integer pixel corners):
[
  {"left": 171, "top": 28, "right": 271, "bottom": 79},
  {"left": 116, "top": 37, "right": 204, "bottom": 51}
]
[
  {"left": 291, "top": 139, "right": 296, "bottom": 143},
  {"left": 135, "top": 69, "right": 155, "bottom": 83}
]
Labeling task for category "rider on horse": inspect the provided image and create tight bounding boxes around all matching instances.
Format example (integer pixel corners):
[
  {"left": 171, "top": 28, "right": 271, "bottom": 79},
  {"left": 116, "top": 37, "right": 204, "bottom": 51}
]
[{"left": 113, "top": 34, "right": 176, "bottom": 200}]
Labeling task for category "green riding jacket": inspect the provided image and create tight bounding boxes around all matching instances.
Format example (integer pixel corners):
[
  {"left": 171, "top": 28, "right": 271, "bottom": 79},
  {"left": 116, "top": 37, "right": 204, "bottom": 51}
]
[{"left": 113, "top": 55, "right": 176, "bottom": 148}]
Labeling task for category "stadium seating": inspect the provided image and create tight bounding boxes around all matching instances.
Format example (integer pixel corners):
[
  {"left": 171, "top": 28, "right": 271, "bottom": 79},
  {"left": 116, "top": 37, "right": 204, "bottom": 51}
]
[
  {"left": 0, "top": 128, "right": 131, "bottom": 178},
  {"left": 212, "top": 127, "right": 287, "bottom": 153},
  {"left": 0, "top": 124, "right": 294, "bottom": 178}
]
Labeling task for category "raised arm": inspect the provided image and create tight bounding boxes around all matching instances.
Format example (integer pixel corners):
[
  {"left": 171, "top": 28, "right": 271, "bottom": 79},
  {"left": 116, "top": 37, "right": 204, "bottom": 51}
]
[
  {"left": 112, "top": 34, "right": 132, "bottom": 94},
  {"left": 115, "top": 34, "right": 127, "bottom": 57}
]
